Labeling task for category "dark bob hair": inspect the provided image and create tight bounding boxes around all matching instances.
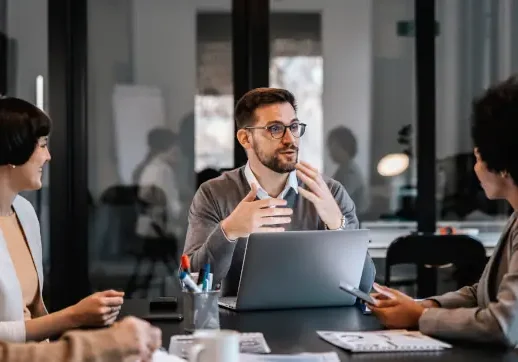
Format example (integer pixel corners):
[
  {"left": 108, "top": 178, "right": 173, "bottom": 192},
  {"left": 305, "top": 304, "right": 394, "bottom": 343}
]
[
  {"left": 0, "top": 97, "right": 51, "bottom": 166},
  {"left": 472, "top": 75, "right": 518, "bottom": 185}
]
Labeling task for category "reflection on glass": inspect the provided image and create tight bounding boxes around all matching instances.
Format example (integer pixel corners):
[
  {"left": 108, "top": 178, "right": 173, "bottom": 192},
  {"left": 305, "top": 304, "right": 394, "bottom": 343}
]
[
  {"left": 377, "top": 153, "right": 410, "bottom": 177},
  {"left": 271, "top": 56, "right": 323, "bottom": 172},
  {"left": 195, "top": 95, "right": 234, "bottom": 172},
  {"left": 269, "top": 4, "right": 406, "bottom": 221},
  {"left": 435, "top": 0, "right": 512, "bottom": 225},
  {"left": 328, "top": 126, "right": 369, "bottom": 215},
  {"left": 87, "top": 1, "right": 232, "bottom": 298}
]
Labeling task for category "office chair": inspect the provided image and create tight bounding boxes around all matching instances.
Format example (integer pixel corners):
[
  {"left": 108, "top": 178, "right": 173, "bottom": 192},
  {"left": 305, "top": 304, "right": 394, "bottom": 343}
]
[
  {"left": 385, "top": 234, "right": 487, "bottom": 298},
  {"left": 97, "top": 185, "right": 141, "bottom": 258},
  {"left": 374, "top": 261, "right": 417, "bottom": 296}
]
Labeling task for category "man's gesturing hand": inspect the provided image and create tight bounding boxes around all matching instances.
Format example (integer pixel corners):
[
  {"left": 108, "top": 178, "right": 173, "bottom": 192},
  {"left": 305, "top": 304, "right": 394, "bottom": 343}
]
[
  {"left": 296, "top": 161, "right": 343, "bottom": 230},
  {"left": 221, "top": 183, "right": 293, "bottom": 240}
]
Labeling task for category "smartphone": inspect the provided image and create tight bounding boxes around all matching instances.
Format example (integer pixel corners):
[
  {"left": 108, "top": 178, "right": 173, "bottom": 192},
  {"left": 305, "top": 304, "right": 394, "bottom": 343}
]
[
  {"left": 149, "top": 297, "right": 178, "bottom": 314},
  {"left": 339, "top": 281, "right": 378, "bottom": 306},
  {"left": 357, "top": 302, "right": 372, "bottom": 315}
]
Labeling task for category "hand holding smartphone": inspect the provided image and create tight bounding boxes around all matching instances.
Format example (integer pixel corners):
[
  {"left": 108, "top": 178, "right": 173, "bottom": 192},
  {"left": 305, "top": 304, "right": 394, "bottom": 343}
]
[
  {"left": 339, "top": 282, "right": 379, "bottom": 306},
  {"left": 371, "top": 282, "right": 397, "bottom": 300}
]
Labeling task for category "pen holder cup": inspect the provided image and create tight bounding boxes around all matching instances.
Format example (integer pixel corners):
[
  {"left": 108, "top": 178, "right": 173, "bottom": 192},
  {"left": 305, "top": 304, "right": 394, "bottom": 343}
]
[{"left": 183, "top": 290, "right": 220, "bottom": 333}]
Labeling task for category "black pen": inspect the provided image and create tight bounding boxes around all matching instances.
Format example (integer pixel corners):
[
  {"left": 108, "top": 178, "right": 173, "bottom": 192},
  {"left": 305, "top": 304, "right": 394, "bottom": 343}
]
[{"left": 196, "top": 267, "right": 206, "bottom": 287}]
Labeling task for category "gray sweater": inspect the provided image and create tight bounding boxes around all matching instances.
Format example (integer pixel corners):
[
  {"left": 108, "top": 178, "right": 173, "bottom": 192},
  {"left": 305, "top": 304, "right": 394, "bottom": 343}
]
[{"left": 183, "top": 166, "right": 375, "bottom": 296}]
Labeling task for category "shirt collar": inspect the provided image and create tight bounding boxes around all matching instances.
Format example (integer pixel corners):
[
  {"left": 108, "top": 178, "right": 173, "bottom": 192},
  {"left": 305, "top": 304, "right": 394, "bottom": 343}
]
[{"left": 244, "top": 162, "right": 298, "bottom": 200}]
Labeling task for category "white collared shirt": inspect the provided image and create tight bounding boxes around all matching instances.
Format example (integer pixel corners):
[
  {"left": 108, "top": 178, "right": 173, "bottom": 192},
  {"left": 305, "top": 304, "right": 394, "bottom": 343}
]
[
  {"left": 221, "top": 163, "right": 300, "bottom": 242},
  {"left": 244, "top": 162, "right": 298, "bottom": 199}
]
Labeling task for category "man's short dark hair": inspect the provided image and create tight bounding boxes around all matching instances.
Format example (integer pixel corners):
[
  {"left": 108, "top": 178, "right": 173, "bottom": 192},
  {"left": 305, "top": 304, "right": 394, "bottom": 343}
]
[
  {"left": 328, "top": 126, "right": 358, "bottom": 158},
  {"left": 471, "top": 75, "right": 518, "bottom": 184},
  {"left": 234, "top": 88, "right": 297, "bottom": 129},
  {"left": 0, "top": 97, "right": 51, "bottom": 166}
]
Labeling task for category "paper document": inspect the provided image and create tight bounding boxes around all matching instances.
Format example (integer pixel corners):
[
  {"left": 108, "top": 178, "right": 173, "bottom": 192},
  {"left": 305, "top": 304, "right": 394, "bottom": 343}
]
[
  {"left": 241, "top": 352, "right": 340, "bottom": 362},
  {"left": 317, "top": 330, "right": 452, "bottom": 352},
  {"left": 169, "top": 332, "right": 271, "bottom": 358},
  {"left": 152, "top": 350, "right": 338, "bottom": 362}
]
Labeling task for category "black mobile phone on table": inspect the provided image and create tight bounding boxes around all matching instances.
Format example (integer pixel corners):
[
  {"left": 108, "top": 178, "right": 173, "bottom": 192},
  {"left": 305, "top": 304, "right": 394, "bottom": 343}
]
[
  {"left": 144, "top": 297, "right": 182, "bottom": 321},
  {"left": 143, "top": 313, "right": 183, "bottom": 322},
  {"left": 149, "top": 297, "right": 178, "bottom": 313}
]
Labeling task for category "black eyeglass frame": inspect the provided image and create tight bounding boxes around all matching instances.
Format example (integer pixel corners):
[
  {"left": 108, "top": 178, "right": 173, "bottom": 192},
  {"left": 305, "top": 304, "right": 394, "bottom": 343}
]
[{"left": 244, "top": 122, "right": 307, "bottom": 139}]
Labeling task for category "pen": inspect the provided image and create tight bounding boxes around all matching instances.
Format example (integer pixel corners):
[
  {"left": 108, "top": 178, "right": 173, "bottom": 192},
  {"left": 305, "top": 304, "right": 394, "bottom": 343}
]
[
  {"left": 207, "top": 273, "right": 213, "bottom": 291},
  {"left": 181, "top": 254, "right": 191, "bottom": 274},
  {"left": 179, "top": 271, "right": 202, "bottom": 293},
  {"left": 202, "top": 264, "right": 211, "bottom": 291},
  {"left": 196, "top": 267, "right": 206, "bottom": 288}
]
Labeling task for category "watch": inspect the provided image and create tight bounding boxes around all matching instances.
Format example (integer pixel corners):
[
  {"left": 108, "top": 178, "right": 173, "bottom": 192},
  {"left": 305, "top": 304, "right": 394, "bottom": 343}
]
[{"left": 326, "top": 215, "right": 346, "bottom": 230}]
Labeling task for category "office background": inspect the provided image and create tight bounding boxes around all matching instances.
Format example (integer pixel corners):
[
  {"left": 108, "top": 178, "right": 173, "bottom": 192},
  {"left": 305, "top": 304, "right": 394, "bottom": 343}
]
[{"left": 1, "top": 0, "right": 518, "bottom": 312}]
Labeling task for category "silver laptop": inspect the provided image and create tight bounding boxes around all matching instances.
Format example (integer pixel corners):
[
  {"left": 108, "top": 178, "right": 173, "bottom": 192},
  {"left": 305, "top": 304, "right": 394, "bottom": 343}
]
[{"left": 218, "top": 229, "right": 370, "bottom": 311}]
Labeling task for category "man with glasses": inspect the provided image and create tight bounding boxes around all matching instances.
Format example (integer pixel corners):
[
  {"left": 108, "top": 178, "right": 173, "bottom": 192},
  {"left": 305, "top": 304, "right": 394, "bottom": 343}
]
[{"left": 183, "top": 88, "right": 375, "bottom": 296}]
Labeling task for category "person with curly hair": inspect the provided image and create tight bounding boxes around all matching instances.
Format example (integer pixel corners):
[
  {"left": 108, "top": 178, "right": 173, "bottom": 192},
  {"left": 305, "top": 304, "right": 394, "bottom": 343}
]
[{"left": 369, "top": 76, "right": 518, "bottom": 347}]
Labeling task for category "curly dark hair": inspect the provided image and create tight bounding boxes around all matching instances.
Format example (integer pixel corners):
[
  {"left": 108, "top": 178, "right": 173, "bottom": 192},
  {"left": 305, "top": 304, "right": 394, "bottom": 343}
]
[
  {"left": 0, "top": 97, "right": 51, "bottom": 166},
  {"left": 234, "top": 88, "right": 297, "bottom": 129},
  {"left": 471, "top": 76, "right": 518, "bottom": 185}
]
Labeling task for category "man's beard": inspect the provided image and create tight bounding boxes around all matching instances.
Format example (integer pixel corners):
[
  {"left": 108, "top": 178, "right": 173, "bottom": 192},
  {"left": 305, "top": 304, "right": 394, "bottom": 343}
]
[{"left": 253, "top": 143, "right": 299, "bottom": 173}]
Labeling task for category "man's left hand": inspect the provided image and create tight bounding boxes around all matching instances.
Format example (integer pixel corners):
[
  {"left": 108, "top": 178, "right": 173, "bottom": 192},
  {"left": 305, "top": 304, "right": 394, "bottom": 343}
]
[
  {"left": 296, "top": 162, "right": 343, "bottom": 229},
  {"left": 369, "top": 284, "right": 426, "bottom": 330}
]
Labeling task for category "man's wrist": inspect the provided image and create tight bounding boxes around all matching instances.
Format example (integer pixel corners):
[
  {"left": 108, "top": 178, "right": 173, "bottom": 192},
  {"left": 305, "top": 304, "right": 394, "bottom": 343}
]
[
  {"left": 326, "top": 214, "right": 344, "bottom": 230},
  {"left": 220, "top": 219, "right": 237, "bottom": 241}
]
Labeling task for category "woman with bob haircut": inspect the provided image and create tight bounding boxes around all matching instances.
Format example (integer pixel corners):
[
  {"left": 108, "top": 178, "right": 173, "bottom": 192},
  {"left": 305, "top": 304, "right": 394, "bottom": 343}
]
[
  {"left": 0, "top": 97, "right": 124, "bottom": 342},
  {"left": 369, "top": 75, "right": 518, "bottom": 347}
]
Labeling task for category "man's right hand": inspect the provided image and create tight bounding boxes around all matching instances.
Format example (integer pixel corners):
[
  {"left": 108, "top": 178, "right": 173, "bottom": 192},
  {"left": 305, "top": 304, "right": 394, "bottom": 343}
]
[{"left": 221, "top": 183, "right": 293, "bottom": 240}]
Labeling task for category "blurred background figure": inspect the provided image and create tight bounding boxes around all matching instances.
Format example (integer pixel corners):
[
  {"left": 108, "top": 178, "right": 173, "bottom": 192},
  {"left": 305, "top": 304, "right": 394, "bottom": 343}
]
[
  {"left": 132, "top": 128, "right": 178, "bottom": 185},
  {"left": 135, "top": 127, "right": 183, "bottom": 239},
  {"left": 327, "top": 126, "right": 369, "bottom": 215},
  {"left": 121, "top": 128, "right": 184, "bottom": 297}
]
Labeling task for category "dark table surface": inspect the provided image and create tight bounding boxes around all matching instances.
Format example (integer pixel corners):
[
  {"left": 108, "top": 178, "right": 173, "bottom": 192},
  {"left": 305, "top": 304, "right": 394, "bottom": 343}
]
[{"left": 120, "top": 299, "right": 518, "bottom": 361}]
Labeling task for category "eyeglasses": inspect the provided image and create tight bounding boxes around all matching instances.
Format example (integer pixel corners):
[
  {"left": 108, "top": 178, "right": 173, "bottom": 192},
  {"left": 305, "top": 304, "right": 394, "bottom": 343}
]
[{"left": 245, "top": 122, "right": 307, "bottom": 139}]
